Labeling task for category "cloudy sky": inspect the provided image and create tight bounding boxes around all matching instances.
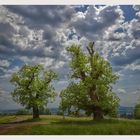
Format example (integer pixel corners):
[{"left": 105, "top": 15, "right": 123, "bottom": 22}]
[{"left": 0, "top": 5, "right": 140, "bottom": 110}]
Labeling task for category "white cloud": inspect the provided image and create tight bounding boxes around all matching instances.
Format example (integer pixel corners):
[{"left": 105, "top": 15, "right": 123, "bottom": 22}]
[
  {"left": 114, "top": 87, "right": 140, "bottom": 107},
  {"left": 0, "top": 87, "right": 21, "bottom": 110},
  {"left": 19, "top": 56, "right": 54, "bottom": 68},
  {"left": 53, "top": 61, "right": 65, "bottom": 69},
  {"left": 117, "top": 88, "right": 126, "bottom": 94},
  {"left": 133, "top": 5, "right": 140, "bottom": 17},
  {"left": 125, "top": 19, "right": 140, "bottom": 39},
  {"left": 0, "top": 60, "right": 10, "bottom": 67},
  {"left": 0, "top": 66, "right": 20, "bottom": 79},
  {"left": 71, "top": 6, "right": 124, "bottom": 40},
  {"left": 124, "top": 60, "right": 140, "bottom": 71}
]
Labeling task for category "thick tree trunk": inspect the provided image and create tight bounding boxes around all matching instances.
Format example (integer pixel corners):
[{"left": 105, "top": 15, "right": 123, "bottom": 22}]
[
  {"left": 33, "top": 105, "right": 39, "bottom": 119},
  {"left": 94, "top": 111, "right": 104, "bottom": 120},
  {"left": 93, "top": 106, "right": 104, "bottom": 121},
  {"left": 75, "top": 109, "right": 80, "bottom": 117}
]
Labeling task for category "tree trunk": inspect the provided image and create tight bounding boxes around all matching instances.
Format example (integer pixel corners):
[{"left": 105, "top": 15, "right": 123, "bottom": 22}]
[
  {"left": 33, "top": 105, "right": 39, "bottom": 119},
  {"left": 63, "top": 114, "right": 65, "bottom": 120},
  {"left": 93, "top": 106, "right": 104, "bottom": 121},
  {"left": 75, "top": 109, "right": 80, "bottom": 117}
]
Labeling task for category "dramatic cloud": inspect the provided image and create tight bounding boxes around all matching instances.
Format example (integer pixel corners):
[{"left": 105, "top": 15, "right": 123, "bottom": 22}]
[
  {"left": 0, "top": 5, "right": 140, "bottom": 109},
  {"left": 0, "top": 87, "right": 21, "bottom": 110},
  {"left": 5, "top": 6, "right": 75, "bottom": 27},
  {"left": 71, "top": 6, "right": 124, "bottom": 40}
]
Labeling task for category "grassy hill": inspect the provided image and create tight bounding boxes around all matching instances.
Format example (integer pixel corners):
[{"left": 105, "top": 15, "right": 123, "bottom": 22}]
[{"left": 0, "top": 115, "right": 140, "bottom": 135}]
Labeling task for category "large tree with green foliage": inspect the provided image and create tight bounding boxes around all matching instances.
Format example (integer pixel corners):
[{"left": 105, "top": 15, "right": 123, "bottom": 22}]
[
  {"left": 10, "top": 64, "right": 57, "bottom": 118},
  {"left": 59, "top": 42, "right": 119, "bottom": 120}
]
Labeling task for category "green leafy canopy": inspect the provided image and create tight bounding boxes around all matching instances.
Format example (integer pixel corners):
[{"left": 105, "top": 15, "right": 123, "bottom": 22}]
[
  {"left": 10, "top": 64, "right": 57, "bottom": 109},
  {"left": 60, "top": 42, "right": 120, "bottom": 118}
]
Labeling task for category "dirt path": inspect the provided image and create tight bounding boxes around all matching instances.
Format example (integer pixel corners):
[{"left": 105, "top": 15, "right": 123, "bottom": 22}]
[
  {"left": 0, "top": 122, "right": 48, "bottom": 134},
  {"left": 0, "top": 116, "right": 49, "bottom": 134}
]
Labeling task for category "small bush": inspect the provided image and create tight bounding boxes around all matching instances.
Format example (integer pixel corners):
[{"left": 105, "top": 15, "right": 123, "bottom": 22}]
[
  {"left": 134, "top": 104, "right": 140, "bottom": 119},
  {"left": 16, "top": 108, "right": 30, "bottom": 115}
]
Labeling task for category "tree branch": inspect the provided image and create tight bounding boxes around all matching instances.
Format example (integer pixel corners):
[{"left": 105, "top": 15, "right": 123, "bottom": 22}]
[{"left": 86, "top": 42, "right": 95, "bottom": 56}]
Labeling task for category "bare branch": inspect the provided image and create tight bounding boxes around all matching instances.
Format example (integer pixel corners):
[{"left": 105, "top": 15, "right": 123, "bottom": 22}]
[{"left": 86, "top": 41, "right": 95, "bottom": 56}]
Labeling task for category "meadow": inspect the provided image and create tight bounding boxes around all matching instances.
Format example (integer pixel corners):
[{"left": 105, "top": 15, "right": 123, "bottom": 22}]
[{"left": 0, "top": 115, "right": 140, "bottom": 135}]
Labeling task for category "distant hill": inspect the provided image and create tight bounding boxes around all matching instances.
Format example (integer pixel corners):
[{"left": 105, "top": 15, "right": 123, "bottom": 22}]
[
  {"left": 118, "top": 106, "right": 134, "bottom": 118},
  {"left": 0, "top": 106, "right": 135, "bottom": 116},
  {"left": 0, "top": 109, "right": 20, "bottom": 114},
  {"left": 0, "top": 108, "right": 58, "bottom": 115}
]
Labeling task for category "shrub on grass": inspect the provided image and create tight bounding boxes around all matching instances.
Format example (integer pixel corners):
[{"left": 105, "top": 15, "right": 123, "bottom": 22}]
[
  {"left": 16, "top": 108, "right": 30, "bottom": 115},
  {"left": 134, "top": 104, "right": 140, "bottom": 119}
]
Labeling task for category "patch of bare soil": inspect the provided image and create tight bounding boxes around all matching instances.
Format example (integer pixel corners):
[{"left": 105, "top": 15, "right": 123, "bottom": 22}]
[{"left": 0, "top": 116, "right": 49, "bottom": 134}]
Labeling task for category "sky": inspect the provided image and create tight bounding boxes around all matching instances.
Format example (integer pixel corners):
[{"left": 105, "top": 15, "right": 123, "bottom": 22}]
[{"left": 0, "top": 5, "right": 140, "bottom": 110}]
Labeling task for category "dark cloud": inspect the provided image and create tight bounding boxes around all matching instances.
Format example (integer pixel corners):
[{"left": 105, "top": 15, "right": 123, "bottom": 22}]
[
  {"left": 0, "top": 38, "right": 17, "bottom": 56},
  {"left": 132, "top": 29, "right": 140, "bottom": 39},
  {"left": 5, "top": 6, "right": 75, "bottom": 28},
  {"left": 0, "top": 22, "right": 16, "bottom": 38},
  {"left": 0, "top": 37, "right": 48, "bottom": 58},
  {"left": 110, "top": 40, "right": 140, "bottom": 66}
]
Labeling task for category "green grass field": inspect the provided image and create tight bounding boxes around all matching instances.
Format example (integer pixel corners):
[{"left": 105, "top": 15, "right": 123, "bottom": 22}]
[{"left": 0, "top": 115, "right": 140, "bottom": 135}]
